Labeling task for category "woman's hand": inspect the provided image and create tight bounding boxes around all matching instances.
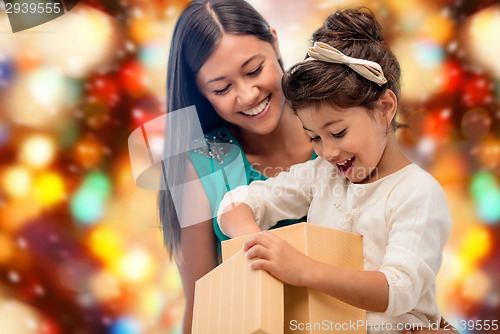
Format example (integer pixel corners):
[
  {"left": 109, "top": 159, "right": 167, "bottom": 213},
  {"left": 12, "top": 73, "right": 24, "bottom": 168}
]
[{"left": 243, "top": 231, "right": 316, "bottom": 286}]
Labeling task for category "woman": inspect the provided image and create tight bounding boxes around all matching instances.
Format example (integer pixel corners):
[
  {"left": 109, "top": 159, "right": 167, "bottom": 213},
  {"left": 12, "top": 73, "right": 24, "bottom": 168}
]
[
  {"left": 159, "top": 0, "right": 313, "bottom": 332},
  {"left": 160, "top": 1, "right": 456, "bottom": 333}
]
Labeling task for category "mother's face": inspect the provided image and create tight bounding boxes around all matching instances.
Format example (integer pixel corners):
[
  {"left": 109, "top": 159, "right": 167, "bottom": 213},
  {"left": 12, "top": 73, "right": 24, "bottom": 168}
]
[{"left": 195, "top": 33, "right": 285, "bottom": 135}]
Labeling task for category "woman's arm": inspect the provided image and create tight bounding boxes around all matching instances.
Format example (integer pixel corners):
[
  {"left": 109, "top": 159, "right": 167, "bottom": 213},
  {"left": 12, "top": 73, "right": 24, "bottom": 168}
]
[
  {"left": 243, "top": 231, "right": 389, "bottom": 312},
  {"left": 175, "top": 220, "right": 217, "bottom": 334},
  {"left": 173, "top": 159, "right": 218, "bottom": 333}
]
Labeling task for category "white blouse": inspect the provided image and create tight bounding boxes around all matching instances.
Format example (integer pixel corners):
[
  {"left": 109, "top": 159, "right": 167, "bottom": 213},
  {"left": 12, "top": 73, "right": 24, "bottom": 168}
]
[{"left": 217, "top": 158, "right": 452, "bottom": 331}]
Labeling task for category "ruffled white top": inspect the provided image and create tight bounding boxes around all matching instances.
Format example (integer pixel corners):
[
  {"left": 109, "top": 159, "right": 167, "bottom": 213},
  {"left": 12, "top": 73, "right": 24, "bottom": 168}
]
[{"left": 217, "top": 158, "right": 452, "bottom": 331}]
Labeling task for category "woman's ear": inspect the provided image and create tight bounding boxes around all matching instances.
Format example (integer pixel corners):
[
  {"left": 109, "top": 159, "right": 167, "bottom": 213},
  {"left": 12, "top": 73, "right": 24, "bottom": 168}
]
[
  {"left": 269, "top": 27, "right": 282, "bottom": 61},
  {"left": 379, "top": 89, "right": 397, "bottom": 125}
]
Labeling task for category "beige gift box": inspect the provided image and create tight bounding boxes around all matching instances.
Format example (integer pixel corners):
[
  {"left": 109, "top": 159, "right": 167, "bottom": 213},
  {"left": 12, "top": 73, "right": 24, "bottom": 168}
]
[{"left": 193, "top": 223, "right": 367, "bottom": 334}]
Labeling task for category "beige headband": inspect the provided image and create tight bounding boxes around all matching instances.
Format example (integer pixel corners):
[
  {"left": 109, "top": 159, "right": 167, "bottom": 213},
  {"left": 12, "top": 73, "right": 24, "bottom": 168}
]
[{"left": 307, "top": 41, "right": 387, "bottom": 86}]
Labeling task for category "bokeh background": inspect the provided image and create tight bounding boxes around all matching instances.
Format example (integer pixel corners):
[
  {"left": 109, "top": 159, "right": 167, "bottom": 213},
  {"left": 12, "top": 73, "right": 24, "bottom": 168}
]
[{"left": 0, "top": 0, "right": 499, "bottom": 333}]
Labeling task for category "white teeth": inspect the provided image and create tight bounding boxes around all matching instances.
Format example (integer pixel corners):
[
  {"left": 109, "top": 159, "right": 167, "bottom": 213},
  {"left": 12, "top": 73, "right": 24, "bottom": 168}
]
[
  {"left": 241, "top": 96, "right": 270, "bottom": 116},
  {"left": 337, "top": 156, "right": 354, "bottom": 166}
]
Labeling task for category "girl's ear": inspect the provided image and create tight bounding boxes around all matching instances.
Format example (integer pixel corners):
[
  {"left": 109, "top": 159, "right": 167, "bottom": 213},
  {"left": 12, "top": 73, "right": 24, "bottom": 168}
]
[
  {"left": 379, "top": 89, "right": 397, "bottom": 125},
  {"left": 269, "top": 27, "right": 282, "bottom": 61}
]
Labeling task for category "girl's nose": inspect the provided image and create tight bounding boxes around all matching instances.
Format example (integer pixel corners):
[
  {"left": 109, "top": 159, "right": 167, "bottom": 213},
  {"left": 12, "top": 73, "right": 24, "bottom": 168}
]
[{"left": 322, "top": 142, "right": 341, "bottom": 162}]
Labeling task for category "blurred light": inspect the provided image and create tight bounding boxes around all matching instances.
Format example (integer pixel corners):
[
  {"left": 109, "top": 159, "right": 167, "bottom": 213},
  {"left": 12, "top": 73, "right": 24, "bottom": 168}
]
[
  {"left": 416, "top": 137, "right": 436, "bottom": 157},
  {"left": 459, "top": 225, "right": 493, "bottom": 262},
  {"left": 74, "top": 136, "right": 105, "bottom": 169},
  {"left": 85, "top": 172, "right": 112, "bottom": 197},
  {"left": 419, "top": 12, "right": 454, "bottom": 43},
  {"left": 29, "top": 6, "right": 119, "bottom": 78},
  {"left": 87, "top": 74, "right": 120, "bottom": 107},
  {"left": 64, "top": 78, "right": 83, "bottom": 106},
  {"left": 117, "top": 248, "right": 155, "bottom": 283},
  {"left": 137, "top": 287, "right": 164, "bottom": 318},
  {"left": 416, "top": 40, "right": 444, "bottom": 68},
  {"left": 139, "top": 43, "right": 166, "bottom": 68},
  {"left": 462, "top": 270, "right": 493, "bottom": 303},
  {"left": 405, "top": 109, "right": 432, "bottom": 142},
  {"left": 70, "top": 174, "right": 110, "bottom": 224},
  {"left": 478, "top": 139, "right": 500, "bottom": 170},
  {"left": 460, "top": 108, "right": 491, "bottom": 142},
  {"left": 57, "top": 260, "right": 94, "bottom": 292},
  {"left": 120, "top": 60, "right": 148, "bottom": 98},
  {"left": 87, "top": 225, "right": 123, "bottom": 265},
  {"left": 29, "top": 68, "right": 65, "bottom": 107},
  {"left": 0, "top": 232, "right": 14, "bottom": 264},
  {"left": 393, "top": 39, "right": 442, "bottom": 101},
  {"left": 57, "top": 121, "right": 80, "bottom": 149},
  {"left": 0, "top": 197, "right": 42, "bottom": 232},
  {"left": 0, "top": 122, "right": 10, "bottom": 147},
  {"left": 129, "top": 15, "right": 160, "bottom": 44},
  {"left": 0, "top": 300, "right": 43, "bottom": 334},
  {"left": 6, "top": 68, "right": 69, "bottom": 128},
  {"left": 431, "top": 149, "right": 468, "bottom": 185},
  {"left": 462, "top": 74, "right": 494, "bottom": 108},
  {"left": 465, "top": 5, "right": 500, "bottom": 77},
  {"left": 84, "top": 102, "right": 110, "bottom": 130},
  {"left": 163, "top": 265, "right": 182, "bottom": 292},
  {"left": 386, "top": 0, "right": 419, "bottom": 15},
  {"left": 0, "top": 60, "right": 14, "bottom": 88},
  {"left": 470, "top": 172, "right": 500, "bottom": 223},
  {"left": 33, "top": 172, "right": 66, "bottom": 207},
  {"left": 89, "top": 270, "right": 121, "bottom": 302},
  {"left": 2, "top": 166, "right": 31, "bottom": 198},
  {"left": 470, "top": 172, "right": 497, "bottom": 198},
  {"left": 110, "top": 317, "right": 141, "bottom": 334},
  {"left": 19, "top": 135, "right": 56, "bottom": 168},
  {"left": 15, "top": 51, "right": 41, "bottom": 73},
  {"left": 476, "top": 189, "right": 500, "bottom": 223},
  {"left": 440, "top": 60, "right": 464, "bottom": 94}
]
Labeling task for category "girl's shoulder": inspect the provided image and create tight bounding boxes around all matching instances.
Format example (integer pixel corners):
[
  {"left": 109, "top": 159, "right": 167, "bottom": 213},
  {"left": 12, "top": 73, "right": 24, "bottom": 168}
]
[{"left": 385, "top": 163, "right": 447, "bottom": 201}]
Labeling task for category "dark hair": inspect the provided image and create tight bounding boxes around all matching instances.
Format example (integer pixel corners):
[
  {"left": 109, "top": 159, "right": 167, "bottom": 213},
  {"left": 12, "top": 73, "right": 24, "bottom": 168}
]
[
  {"left": 282, "top": 8, "right": 401, "bottom": 128},
  {"left": 159, "top": 0, "right": 283, "bottom": 257}
]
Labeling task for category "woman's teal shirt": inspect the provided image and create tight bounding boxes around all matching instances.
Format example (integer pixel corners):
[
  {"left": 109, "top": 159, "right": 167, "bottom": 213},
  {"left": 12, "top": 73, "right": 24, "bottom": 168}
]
[{"left": 189, "top": 127, "right": 317, "bottom": 262}]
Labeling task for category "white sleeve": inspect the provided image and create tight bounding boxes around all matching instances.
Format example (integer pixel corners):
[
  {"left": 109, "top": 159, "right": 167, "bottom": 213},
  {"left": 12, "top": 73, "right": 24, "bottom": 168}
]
[
  {"left": 217, "top": 159, "right": 321, "bottom": 231},
  {"left": 379, "top": 174, "right": 452, "bottom": 317}
]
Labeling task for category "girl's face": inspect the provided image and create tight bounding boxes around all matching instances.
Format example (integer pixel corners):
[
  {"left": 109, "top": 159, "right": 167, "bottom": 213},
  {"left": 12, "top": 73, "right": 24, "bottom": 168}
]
[
  {"left": 297, "top": 95, "right": 397, "bottom": 183},
  {"left": 196, "top": 33, "right": 284, "bottom": 135}
]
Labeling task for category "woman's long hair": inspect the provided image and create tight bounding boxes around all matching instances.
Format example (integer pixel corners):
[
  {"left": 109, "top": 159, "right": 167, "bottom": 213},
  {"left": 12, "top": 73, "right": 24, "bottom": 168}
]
[{"left": 159, "top": 0, "right": 283, "bottom": 257}]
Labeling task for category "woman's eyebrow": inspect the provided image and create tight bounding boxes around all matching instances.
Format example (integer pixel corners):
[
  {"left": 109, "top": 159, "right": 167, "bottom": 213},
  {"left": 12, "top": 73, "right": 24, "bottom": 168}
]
[{"left": 205, "top": 55, "right": 262, "bottom": 87}]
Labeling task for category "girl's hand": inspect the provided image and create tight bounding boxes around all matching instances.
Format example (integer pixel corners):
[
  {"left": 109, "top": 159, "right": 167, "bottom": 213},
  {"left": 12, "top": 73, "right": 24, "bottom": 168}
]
[{"left": 243, "top": 231, "right": 316, "bottom": 287}]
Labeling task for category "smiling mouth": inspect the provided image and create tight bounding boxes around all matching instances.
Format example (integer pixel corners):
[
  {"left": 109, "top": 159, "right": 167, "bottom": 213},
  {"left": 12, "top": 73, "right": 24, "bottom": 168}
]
[
  {"left": 240, "top": 95, "right": 270, "bottom": 116},
  {"left": 336, "top": 156, "right": 355, "bottom": 174}
]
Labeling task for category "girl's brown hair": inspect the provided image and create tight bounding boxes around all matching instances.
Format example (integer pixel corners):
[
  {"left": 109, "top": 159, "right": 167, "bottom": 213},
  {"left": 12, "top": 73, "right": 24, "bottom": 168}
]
[{"left": 282, "top": 8, "right": 401, "bottom": 128}]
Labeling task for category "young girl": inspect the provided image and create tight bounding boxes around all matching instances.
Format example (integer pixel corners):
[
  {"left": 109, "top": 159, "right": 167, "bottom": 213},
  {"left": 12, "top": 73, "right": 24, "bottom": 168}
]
[{"left": 218, "top": 8, "right": 453, "bottom": 334}]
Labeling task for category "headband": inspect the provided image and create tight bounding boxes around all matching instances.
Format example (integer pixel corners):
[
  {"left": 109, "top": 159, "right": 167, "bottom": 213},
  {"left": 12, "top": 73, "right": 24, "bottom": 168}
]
[{"left": 306, "top": 42, "right": 387, "bottom": 86}]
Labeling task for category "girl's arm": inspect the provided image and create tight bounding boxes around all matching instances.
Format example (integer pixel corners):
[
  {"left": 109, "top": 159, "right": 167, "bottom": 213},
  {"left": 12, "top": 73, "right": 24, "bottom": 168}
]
[
  {"left": 219, "top": 202, "right": 261, "bottom": 237},
  {"left": 243, "top": 231, "right": 389, "bottom": 312},
  {"left": 217, "top": 159, "right": 321, "bottom": 237}
]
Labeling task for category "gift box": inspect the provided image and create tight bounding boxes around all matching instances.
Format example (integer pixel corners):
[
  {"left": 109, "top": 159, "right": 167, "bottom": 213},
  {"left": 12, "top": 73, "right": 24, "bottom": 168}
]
[{"left": 193, "top": 223, "right": 366, "bottom": 334}]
